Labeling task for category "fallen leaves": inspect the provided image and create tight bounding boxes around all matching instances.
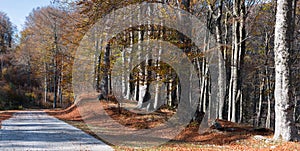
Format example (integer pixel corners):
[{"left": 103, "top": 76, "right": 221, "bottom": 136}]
[{"left": 46, "top": 98, "right": 300, "bottom": 151}]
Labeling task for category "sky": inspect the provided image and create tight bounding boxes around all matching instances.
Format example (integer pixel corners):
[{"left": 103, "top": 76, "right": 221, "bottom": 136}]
[{"left": 0, "top": 0, "right": 51, "bottom": 32}]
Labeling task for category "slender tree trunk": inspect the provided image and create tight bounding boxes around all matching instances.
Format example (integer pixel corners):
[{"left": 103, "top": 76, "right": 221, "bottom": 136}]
[
  {"left": 96, "top": 54, "right": 101, "bottom": 91},
  {"left": 122, "top": 31, "right": 127, "bottom": 98},
  {"left": 0, "top": 55, "right": 2, "bottom": 79},
  {"left": 154, "top": 24, "right": 163, "bottom": 110},
  {"left": 99, "top": 44, "right": 110, "bottom": 100},
  {"left": 238, "top": 0, "right": 246, "bottom": 123},
  {"left": 257, "top": 77, "right": 264, "bottom": 127},
  {"left": 168, "top": 78, "right": 173, "bottom": 107},
  {"left": 239, "top": 90, "right": 243, "bottom": 123},
  {"left": 59, "top": 65, "right": 63, "bottom": 106},
  {"left": 136, "top": 17, "right": 144, "bottom": 108},
  {"left": 266, "top": 71, "right": 271, "bottom": 128},
  {"left": 230, "top": 13, "right": 238, "bottom": 123},
  {"left": 265, "top": 33, "right": 272, "bottom": 129},
  {"left": 229, "top": 0, "right": 245, "bottom": 122},
  {"left": 93, "top": 35, "right": 99, "bottom": 89},
  {"left": 201, "top": 59, "right": 209, "bottom": 112},
  {"left": 53, "top": 63, "right": 57, "bottom": 108},
  {"left": 215, "top": 0, "right": 225, "bottom": 119},
  {"left": 127, "top": 26, "right": 133, "bottom": 100},
  {"left": 145, "top": 7, "right": 152, "bottom": 111},
  {"left": 224, "top": 11, "right": 229, "bottom": 119},
  {"left": 44, "top": 62, "right": 48, "bottom": 103},
  {"left": 108, "top": 47, "right": 112, "bottom": 95},
  {"left": 57, "top": 75, "right": 61, "bottom": 106},
  {"left": 53, "top": 23, "right": 58, "bottom": 108},
  {"left": 228, "top": 77, "right": 232, "bottom": 121},
  {"left": 196, "top": 51, "right": 202, "bottom": 111}
]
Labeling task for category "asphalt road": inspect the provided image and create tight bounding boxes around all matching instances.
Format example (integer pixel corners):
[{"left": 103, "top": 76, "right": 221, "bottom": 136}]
[{"left": 0, "top": 111, "right": 114, "bottom": 151}]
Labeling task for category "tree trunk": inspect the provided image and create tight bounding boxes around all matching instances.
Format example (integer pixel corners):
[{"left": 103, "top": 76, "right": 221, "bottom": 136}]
[
  {"left": 0, "top": 55, "right": 2, "bottom": 79},
  {"left": 206, "top": 0, "right": 225, "bottom": 120},
  {"left": 265, "top": 33, "right": 272, "bottom": 129},
  {"left": 53, "top": 23, "right": 59, "bottom": 108},
  {"left": 216, "top": 1, "right": 225, "bottom": 120},
  {"left": 59, "top": 70, "right": 63, "bottom": 106},
  {"left": 168, "top": 78, "right": 173, "bottom": 107},
  {"left": 44, "top": 62, "right": 48, "bottom": 103},
  {"left": 228, "top": 0, "right": 245, "bottom": 122},
  {"left": 96, "top": 54, "right": 102, "bottom": 91},
  {"left": 273, "top": 0, "right": 297, "bottom": 141},
  {"left": 136, "top": 21, "right": 144, "bottom": 108},
  {"left": 122, "top": 31, "right": 127, "bottom": 98},
  {"left": 99, "top": 44, "right": 110, "bottom": 100},
  {"left": 153, "top": 24, "right": 163, "bottom": 110},
  {"left": 256, "top": 77, "right": 264, "bottom": 127},
  {"left": 266, "top": 76, "right": 271, "bottom": 128},
  {"left": 238, "top": 0, "right": 246, "bottom": 123},
  {"left": 53, "top": 65, "right": 57, "bottom": 108},
  {"left": 127, "top": 25, "right": 133, "bottom": 100},
  {"left": 239, "top": 90, "right": 243, "bottom": 123}
]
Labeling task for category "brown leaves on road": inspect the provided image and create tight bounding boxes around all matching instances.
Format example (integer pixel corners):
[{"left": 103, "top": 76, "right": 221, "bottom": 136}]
[{"left": 0, "top": 111, "right": 17, "bottom": 129}]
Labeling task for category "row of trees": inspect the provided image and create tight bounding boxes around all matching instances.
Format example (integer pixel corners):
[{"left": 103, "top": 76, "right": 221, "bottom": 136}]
[
  {"left": 75, "top": 0, "right": 299, "bottom": 140},
  {"left": 0, "top": 0, "right": 298, "bottom": 141},
  {"left": 17, "top": 6, "right": 75, "bottom": 108}
]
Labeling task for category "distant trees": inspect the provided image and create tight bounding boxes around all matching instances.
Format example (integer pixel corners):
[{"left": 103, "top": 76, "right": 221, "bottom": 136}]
[
  {"left": 245, "top": 1, "right": 276, "bottom": 129},
  {"left": 0, "top": 11, "right": 14, "bottom": 79},
  {"left": 0, "top": 11, "right": 17, "bottom": 109},
  {"left": 14, "top": 5, "right": 78, "bottom": 108}
]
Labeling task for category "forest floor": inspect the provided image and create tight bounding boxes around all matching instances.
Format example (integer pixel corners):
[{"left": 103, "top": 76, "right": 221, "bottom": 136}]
[{"left": 46, "top": 96, "right": 300, "bottom": 151}]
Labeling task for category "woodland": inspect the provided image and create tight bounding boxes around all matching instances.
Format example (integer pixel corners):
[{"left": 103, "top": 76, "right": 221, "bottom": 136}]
[{"left": 0, "top": 0, "right": 299, "bottom": 143}]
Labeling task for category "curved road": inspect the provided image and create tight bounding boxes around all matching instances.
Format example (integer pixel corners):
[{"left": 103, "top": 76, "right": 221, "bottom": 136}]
[{"left": 0, "top": 111, "right": 114, "bottom": 151}]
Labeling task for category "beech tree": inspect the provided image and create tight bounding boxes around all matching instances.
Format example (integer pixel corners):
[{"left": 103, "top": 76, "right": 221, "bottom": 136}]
[
  {"left": 273, "top": 0, "right": 298, "bottom": 141},
  {"left": 60, "top": 0, "right": 300, "bottom": 132}
]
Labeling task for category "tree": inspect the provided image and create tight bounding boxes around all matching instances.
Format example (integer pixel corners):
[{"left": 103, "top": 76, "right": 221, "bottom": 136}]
[
  {"left": 273, "top": 0, "right": 298, "bottom": 141},
  {"left": 227, "top": 0, "right": 246, "bottom": 123},
  {"left": 206, "top": 0, "right": 226, "bottom": 119},
  {"left": 16, "top": 5, "right": 77, "bottom": 108},
  {"left": 246, "top": 1, "right": 277, "bottom": 128},
  {"left": 0, "top": 11, "right": 14, "bottom": 79}
]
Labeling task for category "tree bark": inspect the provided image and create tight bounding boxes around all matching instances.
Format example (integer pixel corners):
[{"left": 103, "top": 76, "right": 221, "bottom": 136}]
[
  {"left": 53, "top": 21, "right": 59, "bottom": 108},
  {"left": 127, "top": 26, "right": 133, "bottom": 100},
  {"left": 256, "top": 76, "right": 264, "bottom": 127},
  {"left": 273, "top": 0, "right": 298, "bottom": 141},
  {"left": 99, "top": 44, "right": 110, "bottom": 100},
  {"left": 153, "top": 23, "right": 163, "bottom": 110},
  {"left": 44, "top": 62, "right": 48, "bottom": 103},
  {"left": 266, "top": 68, "right": 273, "bottom": 129},
  {"left": 136, "top": 21, "right": 144, "bottom": 108},
  {"left": 122, "top": 31, "right": 127, "bottom": 98},
  {"left": 228, "top": 0, "right": 245, "bottom": 122}
]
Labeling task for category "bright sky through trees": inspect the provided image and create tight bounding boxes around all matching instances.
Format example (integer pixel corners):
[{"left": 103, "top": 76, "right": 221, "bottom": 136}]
[{"left": 0, "top": 0, "right": 51, "bottom": 32}]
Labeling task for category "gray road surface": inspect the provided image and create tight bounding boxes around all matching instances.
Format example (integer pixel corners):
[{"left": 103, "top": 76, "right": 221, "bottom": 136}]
[{"left": 0, "top": 111, "right": 114, "bottom": 151}]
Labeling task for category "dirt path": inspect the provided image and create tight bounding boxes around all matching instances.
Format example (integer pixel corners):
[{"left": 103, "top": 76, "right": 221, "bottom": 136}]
[{"left": 0, "top": 111, "right": 114, "bottom": 151}]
